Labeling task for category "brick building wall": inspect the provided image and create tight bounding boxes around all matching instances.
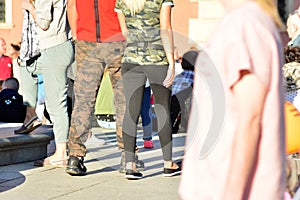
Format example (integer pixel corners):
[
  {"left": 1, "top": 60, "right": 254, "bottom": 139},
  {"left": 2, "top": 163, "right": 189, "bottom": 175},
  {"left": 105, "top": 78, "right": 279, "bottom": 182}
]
[
  {"left": 1, "top": 1, "right": 298, "bottom": 55},
  {"left": 1, "top": 0, "right": 199, "bottom": 54},
  {"left": 0, "top": 0, "right": 22, "bottom": 46}
]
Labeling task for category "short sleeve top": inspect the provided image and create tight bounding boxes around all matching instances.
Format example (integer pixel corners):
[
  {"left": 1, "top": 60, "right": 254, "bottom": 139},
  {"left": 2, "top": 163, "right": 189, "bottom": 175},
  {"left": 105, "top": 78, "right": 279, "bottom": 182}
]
[
  {"left": 179, "top": 2, "right": 285, "bottom": 199},
  {"left": 115, "top": 0, "right": 174, "bottom": 65}
]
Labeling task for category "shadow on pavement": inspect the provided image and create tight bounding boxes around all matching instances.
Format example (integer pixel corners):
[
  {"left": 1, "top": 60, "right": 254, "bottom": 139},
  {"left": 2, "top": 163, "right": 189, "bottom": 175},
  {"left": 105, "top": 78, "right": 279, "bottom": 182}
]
[
  {"left": 87, "top": 166, "right": 117, "bottom": 175},
  {"left": 0, "top": 172, "right": 25, "bottom": 193}
]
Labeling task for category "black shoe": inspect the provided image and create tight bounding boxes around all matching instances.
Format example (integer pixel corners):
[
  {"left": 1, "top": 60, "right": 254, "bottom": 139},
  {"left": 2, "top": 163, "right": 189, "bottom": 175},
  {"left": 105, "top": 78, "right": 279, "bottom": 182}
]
[
  {"left": 125, "top": 169, "right": 143, "bottom": 180},
  {"left": 163, "top": 162, "right": 182, "bottom": 177},
  {"left": 14, "top": 116, "right": 42, "bottom": 134},
  {"left": 119, "top": 153, "right": 145, "bottom": 173},
  {"left": 66, "top": 156, "right": 87, "bottom": 176},
  {"left": 14, "top": 125, "right": 28, "bottom": 134}
]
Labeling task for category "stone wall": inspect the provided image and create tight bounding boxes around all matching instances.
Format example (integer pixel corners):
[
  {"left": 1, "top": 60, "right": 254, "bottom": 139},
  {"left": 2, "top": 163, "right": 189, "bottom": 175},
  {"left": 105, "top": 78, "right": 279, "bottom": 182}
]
[{"left": 189, "top": 0, "right": 223, "bottom": 47}]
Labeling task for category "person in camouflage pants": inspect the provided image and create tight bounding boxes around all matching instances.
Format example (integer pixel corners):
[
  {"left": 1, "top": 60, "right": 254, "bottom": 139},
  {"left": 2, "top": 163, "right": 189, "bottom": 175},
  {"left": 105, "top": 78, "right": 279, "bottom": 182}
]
[
  {"left": 68, "top": 40, "right": 125, "bottom": 157},
  {"left": 67, "top": 40, "right": 143, "bottom": 175},
  {"left": 66, "top": 0, "right": 144, "bottom": 176}
]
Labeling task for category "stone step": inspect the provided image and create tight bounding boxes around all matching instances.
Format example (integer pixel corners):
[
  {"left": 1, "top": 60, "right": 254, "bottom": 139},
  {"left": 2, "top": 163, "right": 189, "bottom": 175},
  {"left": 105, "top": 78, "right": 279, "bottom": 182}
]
[{"left": 0, "top": 123, "right": 54, "bottom": 166}]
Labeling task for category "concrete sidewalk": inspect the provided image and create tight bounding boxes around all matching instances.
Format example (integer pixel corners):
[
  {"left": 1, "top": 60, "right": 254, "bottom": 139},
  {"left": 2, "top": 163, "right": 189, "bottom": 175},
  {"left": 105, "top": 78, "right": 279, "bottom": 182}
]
[{"left": 0, "top": 127, "right": 185, "bottom": 200}]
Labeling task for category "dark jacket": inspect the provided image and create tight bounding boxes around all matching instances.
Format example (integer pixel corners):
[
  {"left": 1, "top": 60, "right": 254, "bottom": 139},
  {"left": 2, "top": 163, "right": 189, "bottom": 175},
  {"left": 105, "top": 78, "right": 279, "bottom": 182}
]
[{"left": 0, "top": 89, "right": 26, "bottom": 123}]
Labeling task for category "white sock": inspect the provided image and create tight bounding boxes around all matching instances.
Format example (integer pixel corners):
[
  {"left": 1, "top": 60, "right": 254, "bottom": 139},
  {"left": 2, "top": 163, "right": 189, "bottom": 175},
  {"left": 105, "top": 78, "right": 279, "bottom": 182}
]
[{"left": 164, "top": 160, "right": 172, "bottom": 168}]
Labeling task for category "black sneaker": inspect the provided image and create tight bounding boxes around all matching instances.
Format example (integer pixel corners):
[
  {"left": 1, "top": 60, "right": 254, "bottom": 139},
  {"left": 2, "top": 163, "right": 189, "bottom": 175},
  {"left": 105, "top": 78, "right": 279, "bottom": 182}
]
[
  {"left": 119, "top": 153, "right": 145, "bottom": 173},
  {"left": 66, "top": 156, "right": 87, "bottom": 176},
  {"left": 163, "top": 162, "right": 181, "bottom": 177},
  {"left": 125, "top": 169, "right": 143, "bottom": 180}
]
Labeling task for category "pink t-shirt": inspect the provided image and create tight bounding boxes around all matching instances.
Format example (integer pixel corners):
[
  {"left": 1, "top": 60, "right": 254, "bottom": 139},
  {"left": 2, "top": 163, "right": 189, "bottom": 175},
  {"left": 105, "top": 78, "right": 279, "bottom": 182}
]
[{"left": 179, "top": 2, "right": 285, "bottom": 200}]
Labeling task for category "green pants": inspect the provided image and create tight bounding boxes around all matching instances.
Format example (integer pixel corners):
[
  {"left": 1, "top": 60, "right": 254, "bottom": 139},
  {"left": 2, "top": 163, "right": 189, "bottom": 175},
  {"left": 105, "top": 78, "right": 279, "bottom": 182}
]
[
  {"left": 19, "top": 58, "right": 42, "bottom": 107},
  {"left": 40, "top": 40, "right": 74, "bottom": 144}
]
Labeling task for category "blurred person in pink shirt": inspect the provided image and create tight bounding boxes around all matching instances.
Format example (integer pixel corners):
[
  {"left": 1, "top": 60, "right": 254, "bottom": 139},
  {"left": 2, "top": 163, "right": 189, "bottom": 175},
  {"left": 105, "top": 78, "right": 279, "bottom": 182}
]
[{"left": 179, "top": 0, "right": 286, "bottom": 199}]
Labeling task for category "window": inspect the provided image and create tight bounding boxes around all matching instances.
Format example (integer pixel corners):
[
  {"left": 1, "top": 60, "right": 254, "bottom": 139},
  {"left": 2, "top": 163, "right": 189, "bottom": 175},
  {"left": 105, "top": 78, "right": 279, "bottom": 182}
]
[
  {"left": 0, "top": 0, "right": 5, "bottom": 23},
  {"left": 0, "top": 0, "right": 12, "bottom": 29}
]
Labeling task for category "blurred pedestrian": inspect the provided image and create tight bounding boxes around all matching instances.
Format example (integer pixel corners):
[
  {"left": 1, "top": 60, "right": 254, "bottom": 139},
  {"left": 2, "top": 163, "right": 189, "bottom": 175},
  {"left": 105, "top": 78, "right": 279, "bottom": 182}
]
[
  {"left": 0, "top": 77, "right": 26, "bottom": 123},
  {"left": 179, "top": 0, "right": 286, "bottom": 199},
  {"left": 65, "top": 0, "right": 144, "bottom": 176}
]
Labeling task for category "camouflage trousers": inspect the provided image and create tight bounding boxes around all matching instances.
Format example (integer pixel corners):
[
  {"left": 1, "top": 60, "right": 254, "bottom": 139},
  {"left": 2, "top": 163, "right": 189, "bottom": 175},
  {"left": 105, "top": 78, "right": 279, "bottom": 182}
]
[{"left": 68, "top": 40, "right": 125, "bottom": 157}]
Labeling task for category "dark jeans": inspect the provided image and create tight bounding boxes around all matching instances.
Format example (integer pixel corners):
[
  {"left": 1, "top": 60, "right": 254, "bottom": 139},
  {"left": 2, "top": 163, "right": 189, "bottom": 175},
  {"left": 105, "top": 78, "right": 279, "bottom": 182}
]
[
  {"left": 121, "top": 63, "right": 172, "bottom": 163},
  {"left": 141, "top": 86, "right": 152, "bottom": 140}
]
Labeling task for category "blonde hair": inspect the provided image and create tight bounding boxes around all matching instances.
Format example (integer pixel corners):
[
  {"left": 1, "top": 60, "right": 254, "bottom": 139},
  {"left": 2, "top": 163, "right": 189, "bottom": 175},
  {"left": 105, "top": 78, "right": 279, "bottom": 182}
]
[
  {"left": 255, "top": 0, "right": 283, "bottom": 29},
  {"left": 123, "top": 0, "right": 146, "bottom": 15}
]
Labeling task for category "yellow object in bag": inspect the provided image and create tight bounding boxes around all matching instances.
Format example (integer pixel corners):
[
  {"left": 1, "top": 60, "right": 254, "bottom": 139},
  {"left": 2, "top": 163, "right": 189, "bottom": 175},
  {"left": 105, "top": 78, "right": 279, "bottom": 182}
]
[
  {"left": 95, "top": 70, "right": 115, "bottom": 115},
  {"left": 285, "top": 101, "right": 300, "bottom": 155}
]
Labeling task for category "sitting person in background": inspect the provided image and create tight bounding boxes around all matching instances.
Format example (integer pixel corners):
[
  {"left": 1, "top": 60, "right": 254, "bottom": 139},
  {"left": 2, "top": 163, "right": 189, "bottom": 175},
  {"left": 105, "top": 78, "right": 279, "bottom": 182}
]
[
  {"left": 170, "top": 50, "right": 198, "bottom": 133},
  {"left": 0, "top": 77, "right": 26, "bottom": 123},
  {"left": 0, "top": 38, "right": 13, "bottom": 82},
  {"left": 7, "top": 43, "right": 22, "bottom": 94},
  {"left": 283, "top": 45, "right": 300, "bottom": 110},
  {"left": 280, "top": 45, "right": 300, "bottom": 199},
  {"left": 0, "top": 80, "right": 3, "bottom": 91},
  {"left": 287, "top": 9, "right": 300, "bottom": 47}
]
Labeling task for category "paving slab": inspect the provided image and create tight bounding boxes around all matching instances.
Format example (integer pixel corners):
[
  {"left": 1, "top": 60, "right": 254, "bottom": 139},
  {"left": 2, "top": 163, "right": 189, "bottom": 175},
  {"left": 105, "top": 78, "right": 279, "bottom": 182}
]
[{"left": 0, "top": 127, "right": 186, "bottom": 200}]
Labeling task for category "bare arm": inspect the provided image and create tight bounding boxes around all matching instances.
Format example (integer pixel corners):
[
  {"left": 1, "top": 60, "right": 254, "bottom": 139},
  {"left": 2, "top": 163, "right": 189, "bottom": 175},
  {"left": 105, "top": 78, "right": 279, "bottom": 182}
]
[
  {"left": 21, "top": 0, "right": 36, "bottom": 21},
  {"left": 67, "top": 0, "right": 78, "bottom": 40},
  {"left": 223, "top": 70, "right": 267, "bottom": 199},
  {"left": 22, "top": 0, "right": 52, "bottom": 31},
  {"left": 117, "top": 12, "right": 128, "bottom": 39},
  {"left": 160, "top": 5, "right": 174, "bottom": 88}
]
